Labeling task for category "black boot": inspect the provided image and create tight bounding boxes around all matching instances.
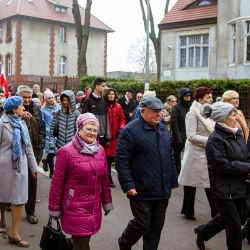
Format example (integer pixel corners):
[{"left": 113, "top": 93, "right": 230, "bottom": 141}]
[
  {"left": 42, "top": 158, "right": 48, "bottom": 172},
  {"left": 194, "top": 225, "right": 205, "bottom": 250},
  {"left": 109, "top": 176, "right": 116, "bottom": 188}
]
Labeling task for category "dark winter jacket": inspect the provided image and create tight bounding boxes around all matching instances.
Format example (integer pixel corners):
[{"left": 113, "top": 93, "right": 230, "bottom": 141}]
[
  {"left": 82, "top": 92, "right": 111, "bottom": 140},
  {"left": 206, "top": 123, "right": 250, "bottom": 200},
  {"left": 23, "top": 101, "right": 45, "bottom": 163},
  {"left": 115, "top": 116, "right": 178, "bottom": 200},
  {"left": 117, "top": 95, "right": 136, "bottom": 124},
  {"left": 170, "top": 88, "right": 191, "bottom": 145}
]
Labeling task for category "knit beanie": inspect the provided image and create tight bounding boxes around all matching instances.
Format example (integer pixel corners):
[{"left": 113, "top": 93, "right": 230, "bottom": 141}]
[
  {"left": 44, "top": 90, "right": 54, "bottom": 100},
  {"left": 76, "top": 113, "right": 99, "bottom": 130},
  {"left": 3, "top": 96, "right": 23, "bottom": 111},
  {"left": 202, "top": 102, "right": 234, "bottom": 122}
]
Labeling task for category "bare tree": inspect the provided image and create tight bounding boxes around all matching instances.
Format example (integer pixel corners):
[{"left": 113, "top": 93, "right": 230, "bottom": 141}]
[
  {"left": 72, "top": 0, "right": 92, "bottom": 77},
  {"left": 128, "top": 38, "right": 156, "bottom": 75},
  {"left": 139, "top": 0, "right": 170, "bottom": 82}
]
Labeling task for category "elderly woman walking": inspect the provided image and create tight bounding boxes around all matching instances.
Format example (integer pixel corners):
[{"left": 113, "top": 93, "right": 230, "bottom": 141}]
[
  {"left": 0, "top": 96, "right": 38, "bottom": 247},
  {"left": 179, "top": 86, "right": 218, "bottom": 220},
  {"left": 48, "top": 113, "right": 113, "bottom": 250},
  {"left": 194, "top": 102, "right": 250, "bottom": 250}
]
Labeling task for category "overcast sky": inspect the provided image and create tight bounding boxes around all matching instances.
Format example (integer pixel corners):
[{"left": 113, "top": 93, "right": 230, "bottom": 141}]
[{"left": 79, "top": 0, "right": 178, "bottom": 72}]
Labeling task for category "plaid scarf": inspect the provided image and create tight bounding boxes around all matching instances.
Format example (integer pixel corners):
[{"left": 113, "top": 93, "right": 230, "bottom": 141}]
[{"left": 72, "top": 133, "right": 99, "bottom": 155}]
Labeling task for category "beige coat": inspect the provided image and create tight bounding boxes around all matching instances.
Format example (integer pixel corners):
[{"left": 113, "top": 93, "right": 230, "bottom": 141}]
[
  {"left": 0, "top": 114, "right": 38, "bottom": 204},
  {"left": 178, "top": 101, "right": 215, "bottom": 188}
]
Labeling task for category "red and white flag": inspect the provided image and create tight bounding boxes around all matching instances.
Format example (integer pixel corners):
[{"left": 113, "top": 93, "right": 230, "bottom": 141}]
[{"left": 0, "top": 64, "right": 9, "bottom": 98}]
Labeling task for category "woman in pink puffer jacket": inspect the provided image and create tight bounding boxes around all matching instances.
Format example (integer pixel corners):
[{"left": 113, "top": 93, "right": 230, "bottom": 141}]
[{"left": 48, "top": 113, "right": 113, "bottom": 250}]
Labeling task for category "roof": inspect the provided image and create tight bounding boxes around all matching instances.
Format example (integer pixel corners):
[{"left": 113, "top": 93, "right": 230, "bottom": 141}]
[
  {"left": 0, "top": 0, "right": 113, "bottom": 32},
  {"left": 159, "top": 0, "right": 217, "bottom": 29}
]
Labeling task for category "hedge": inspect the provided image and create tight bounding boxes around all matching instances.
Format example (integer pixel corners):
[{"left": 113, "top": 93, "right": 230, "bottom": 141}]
[{"left": 81, "top": 76, "right": 250, "bottom": 93}]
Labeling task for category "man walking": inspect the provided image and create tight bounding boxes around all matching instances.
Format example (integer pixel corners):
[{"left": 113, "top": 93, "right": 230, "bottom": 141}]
[
  {"left": 17, "top": 85, "right": 45, "bottom": 224},
  {"left": 82, "top": 78, "right": 111, "bottom": 147},
  {"left": 116, "top": 96, "right": 178, "bottom": 250}
]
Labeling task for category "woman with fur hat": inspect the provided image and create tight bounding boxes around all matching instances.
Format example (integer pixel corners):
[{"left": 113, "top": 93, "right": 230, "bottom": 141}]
[
  {"left": 0, "top": 96, "right": 38, "bottom": 247},
  {"left": 194, "top": 101, "right": 250, "bottom": 250},
  {"left": 48, "top": 113, "right": 113, "bottom": 250},
  {"left": 179, "top": 86, "right": 218, "bottom": 220},
  {"left": 104, "top": 88, "right": 126, "bottom": 187}
]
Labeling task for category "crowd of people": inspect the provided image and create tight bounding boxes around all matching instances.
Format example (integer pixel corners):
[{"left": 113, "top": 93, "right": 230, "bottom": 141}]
[{"left": 0, "top": 79, "right": 250, "bottom": 250}]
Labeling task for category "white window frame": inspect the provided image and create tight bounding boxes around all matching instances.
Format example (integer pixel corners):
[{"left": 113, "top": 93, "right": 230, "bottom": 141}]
[
  {"left": 178, "top": 34, "right": 209, "bottom": 69},
  {"left": 244, "top": 21, "right": 250, "bottom": 63},
  {"left": 229, "top": 23, "right": 236, "bottom": 66},
  {"left": 7, "top": 54, "right": 12, "bottom": 75},
  {"left": 59, "top": 56, "right": 66, "bottom": 76},
  {"left": 60, "top": 26, "right": 66, "bottom": 43}
]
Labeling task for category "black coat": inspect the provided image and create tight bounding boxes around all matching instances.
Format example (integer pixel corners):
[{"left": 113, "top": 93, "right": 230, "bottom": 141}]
[
  {"left": 117, "top": 96, "right": 135, "bottom": 124},
  {"left": 115, "top": 116, "right": 178, "bottom": 200},
  {"left": 206, "top": 123, "right": 250, "bottom": 200}
]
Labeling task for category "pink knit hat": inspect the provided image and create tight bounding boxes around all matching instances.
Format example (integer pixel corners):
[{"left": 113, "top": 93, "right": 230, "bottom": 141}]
[
  {"left": 44, "top": 90, "right": 54, "bottom": 100},
  {"left": 76, "top": 113, "right": 99, "bottom": 129}
]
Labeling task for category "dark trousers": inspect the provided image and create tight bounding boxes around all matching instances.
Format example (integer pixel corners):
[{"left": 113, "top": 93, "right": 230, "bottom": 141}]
[
  {"left": 201, "top": 199, "right": 244, "bottom": 250},
  {"left": 25, "top": 168, "right": 37, "bottom": 216},
  {"left": 181, "top": 186, "right": 218, "bottom": 218},
  {"left": 72, "top": 236, "right": 91, "bottom": 250},
  {"left": 172, "top": 144, "right": 184, "bottom": 175},
  {"left": 46, "top": 153, "right": 55, "bottom": 177},
  {"left": 106, "top": 156, "right": 114, "bottom": 175},
  {"left": 119, "top": 199, "right": 168, "bottom": 250}
]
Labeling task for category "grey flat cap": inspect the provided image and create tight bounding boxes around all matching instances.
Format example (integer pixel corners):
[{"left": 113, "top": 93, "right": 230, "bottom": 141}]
[{"left": 140, "top": 96, "right": 164, "bottom": 110}]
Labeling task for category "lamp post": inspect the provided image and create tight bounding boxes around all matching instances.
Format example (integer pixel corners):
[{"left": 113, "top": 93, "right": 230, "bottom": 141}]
[{"left": 144, "top": 0, "right": 150, "bottom": 91}]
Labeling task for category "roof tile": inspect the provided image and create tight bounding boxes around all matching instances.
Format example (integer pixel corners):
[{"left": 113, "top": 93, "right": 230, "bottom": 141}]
[{"left": 0, "top": 0, "right": 113, "bottom": 32}]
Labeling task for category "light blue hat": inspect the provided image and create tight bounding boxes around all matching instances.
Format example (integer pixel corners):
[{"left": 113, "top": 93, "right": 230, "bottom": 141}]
[{"left": 3, "top": 96, "right": 23, "bottom": 111}]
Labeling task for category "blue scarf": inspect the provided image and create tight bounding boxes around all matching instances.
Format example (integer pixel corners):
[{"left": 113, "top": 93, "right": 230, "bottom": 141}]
[{"left": 7, "top": 114, "right": 29, "bottom": 172}]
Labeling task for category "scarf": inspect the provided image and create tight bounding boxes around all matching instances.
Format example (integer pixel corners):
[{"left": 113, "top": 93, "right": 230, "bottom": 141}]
[
  {"left": 72, "top": 133, "right": 99, "bottom": 155},
  {"left": 217, "top": 122, "right": 239, "bottom": 134},
  {"left": 7, "top": 114, "right": 29, "bottom": 172}
]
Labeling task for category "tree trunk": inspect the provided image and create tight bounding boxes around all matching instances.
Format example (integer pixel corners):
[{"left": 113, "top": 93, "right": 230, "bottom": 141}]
[
  {"left": 72, "top": 0, "right": 92, "bottom": 78},
  {"left": 139, "top": 0, "right": 170, "bottom": 82}
]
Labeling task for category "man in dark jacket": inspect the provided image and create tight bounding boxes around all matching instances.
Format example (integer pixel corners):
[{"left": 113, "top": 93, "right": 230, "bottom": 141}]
[
  {"left": 116, "top": 96, "right": 178, "bottom": 250},
  {"left": 117, "top": 89, "right": 136, "bottom": 124},
  {"left": 17, "top": 85, "right": 45, "bottom": 224},
  {"left": 82, "top": 78, "right": 110, "bottom": 147},
  {"left": 170, "top": 88, "right": 192, "bottom": 175}
]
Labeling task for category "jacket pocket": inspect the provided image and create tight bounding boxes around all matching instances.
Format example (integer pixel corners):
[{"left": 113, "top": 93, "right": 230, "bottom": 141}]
[{"left": 66, "top": 189, "right": 74, "bottom": 209}]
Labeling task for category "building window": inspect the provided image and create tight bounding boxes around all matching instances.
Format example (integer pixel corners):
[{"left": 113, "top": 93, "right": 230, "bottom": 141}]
[
  {"left": 5, "top": 21, "right": 12, "bottom": 43},
  {"left": 179, "top": 34, "right": 209, "bottom": 68},
  {"left": 246, "top": 21, "right": 250, "bottom": 62},
  {"left": 59, "top": 56, "right": 67, "bottom": 76},
  {"left": 0, "top": 55, "right": 2, "bottom": 64},
  {"left": 231, "top": 24, "right": 236, "bottom": 64},
  {"left": 198, "top": 0, "right": 213, "bottom": 6},
  {"left": 0, "top": 24, "right": 3, "bottom": 43},
  {"left": 6, "top": 54, "right": 12, "bottom": 75},
  {"left": 60, "top": 26, "right": 66, "bottom": 42},
  {"left": 54, "top": 5, "right": 67, "bottom": 13}
]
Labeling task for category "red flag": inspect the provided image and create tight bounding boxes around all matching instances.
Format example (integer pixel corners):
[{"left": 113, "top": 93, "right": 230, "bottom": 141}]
[{"left": 0, "top": 64, "right": 9, "bottom": 98}]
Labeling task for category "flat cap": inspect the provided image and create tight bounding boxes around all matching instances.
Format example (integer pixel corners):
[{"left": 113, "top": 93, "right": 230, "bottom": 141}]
[{"left": 140, "top": 96, "right": 164, "bottom": 110}]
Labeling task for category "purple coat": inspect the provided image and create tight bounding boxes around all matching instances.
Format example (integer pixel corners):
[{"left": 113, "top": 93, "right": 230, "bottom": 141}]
[{"left": 48, "top": 142, "right": 113, "bottom": 236}]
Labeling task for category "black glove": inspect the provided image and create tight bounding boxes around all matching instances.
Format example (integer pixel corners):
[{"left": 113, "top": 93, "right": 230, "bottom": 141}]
[{"left": 104, "top": 210, "right": 110, "bottom": 216}]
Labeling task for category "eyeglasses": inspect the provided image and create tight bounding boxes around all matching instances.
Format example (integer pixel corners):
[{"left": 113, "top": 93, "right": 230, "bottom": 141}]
[
  {"left": 169, "top": 100, "right": 177, "bottom": 103},
  {"left": 81, "top": 127, "right": 98, "bottom": 134}
]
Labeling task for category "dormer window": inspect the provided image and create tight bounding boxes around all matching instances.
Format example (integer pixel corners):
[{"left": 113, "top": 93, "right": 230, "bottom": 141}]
[
  {"left": 184, "top": 0, "right": 216, "bottom": 9},
  {"left": 54, "top": 5, "right": 67, "bottom": 13}
]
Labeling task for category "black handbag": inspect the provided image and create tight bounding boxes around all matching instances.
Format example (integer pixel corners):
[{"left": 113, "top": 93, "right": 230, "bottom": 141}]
[{"left": 40, "top": 217, "right": 68, "bottom": 250}]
